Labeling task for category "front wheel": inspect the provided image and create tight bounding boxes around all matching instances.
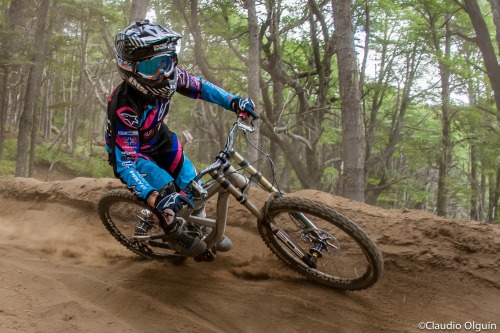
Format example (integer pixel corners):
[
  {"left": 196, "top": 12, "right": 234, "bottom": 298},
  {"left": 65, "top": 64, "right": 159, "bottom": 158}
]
[{"left": 258, "top": 196, "right": 383, "bottom": 290}]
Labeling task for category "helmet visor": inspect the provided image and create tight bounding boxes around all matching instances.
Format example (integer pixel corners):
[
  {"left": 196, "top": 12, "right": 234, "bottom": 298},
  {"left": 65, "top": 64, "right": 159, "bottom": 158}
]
[{"left": 135, "top": 53, "right": 177, "bottom": 80}]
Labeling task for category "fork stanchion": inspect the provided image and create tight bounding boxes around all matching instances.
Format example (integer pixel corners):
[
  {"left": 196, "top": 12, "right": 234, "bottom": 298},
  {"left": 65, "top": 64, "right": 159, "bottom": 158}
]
[{"left": 230, "top": 150, "right": 278, "bottom": 193}]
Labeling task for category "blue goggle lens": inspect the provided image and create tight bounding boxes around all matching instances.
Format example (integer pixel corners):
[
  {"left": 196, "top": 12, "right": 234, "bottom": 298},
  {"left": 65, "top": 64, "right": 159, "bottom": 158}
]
[{"left": 136, "top": 54, "right": 176, "bottom": 79}]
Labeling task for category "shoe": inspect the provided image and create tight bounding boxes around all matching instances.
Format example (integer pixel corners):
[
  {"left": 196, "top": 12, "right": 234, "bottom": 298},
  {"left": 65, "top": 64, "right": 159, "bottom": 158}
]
[
  {"left": 200, "top": 226, "right": 232, "bottom": 252},
  {"left": 185, "top": 226, "right": 232, "bottom": 252},
  {"left": 164, "top": 220, "right": 207, "bottom": 257}
]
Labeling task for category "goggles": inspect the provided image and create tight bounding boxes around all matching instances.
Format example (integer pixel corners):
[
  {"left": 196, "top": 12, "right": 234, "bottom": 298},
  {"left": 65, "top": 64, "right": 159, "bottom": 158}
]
[{"left": 135, "top": 53, "right": 177, "bottom": 80}]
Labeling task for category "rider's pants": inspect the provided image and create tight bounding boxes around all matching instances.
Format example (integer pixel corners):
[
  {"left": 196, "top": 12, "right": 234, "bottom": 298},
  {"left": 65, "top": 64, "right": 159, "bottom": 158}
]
[{"left": 119, "top": 131, "right": 197, "bottom": 193}]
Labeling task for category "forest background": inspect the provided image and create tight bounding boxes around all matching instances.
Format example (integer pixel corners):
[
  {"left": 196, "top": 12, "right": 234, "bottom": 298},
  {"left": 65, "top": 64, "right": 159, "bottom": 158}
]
[{"left": 1, "top": 0, "right": 500, "bottom": 223}]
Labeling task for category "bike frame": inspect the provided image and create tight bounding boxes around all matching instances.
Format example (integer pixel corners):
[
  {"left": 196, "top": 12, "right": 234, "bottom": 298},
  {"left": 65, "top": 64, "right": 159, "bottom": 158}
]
[{"left": 177, "top": 117, "right": 318, "bottom": 251}]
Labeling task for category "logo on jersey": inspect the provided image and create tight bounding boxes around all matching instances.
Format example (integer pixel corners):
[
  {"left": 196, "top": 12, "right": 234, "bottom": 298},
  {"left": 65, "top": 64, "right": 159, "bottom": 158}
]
[
  {"left": 124, "top": 136, "right": 137, "bottom": 146},
  {"left": 157, "top": 100, "right": 170, "bottom": 120},
  {"left": 119, "top": 109, "right": 139, "bottom": 127},
  {"left": 144, "top": 128, "right": 155, "bottom": 139},
  {"left": 118, "top": 130, "right": 139, "bottom": 136}
]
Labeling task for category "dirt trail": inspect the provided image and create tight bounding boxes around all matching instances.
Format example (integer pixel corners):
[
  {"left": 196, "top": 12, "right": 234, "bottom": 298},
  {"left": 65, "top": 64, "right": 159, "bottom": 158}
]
[{"left": 0, "top": 177, "right": 498, "bottom": 333}]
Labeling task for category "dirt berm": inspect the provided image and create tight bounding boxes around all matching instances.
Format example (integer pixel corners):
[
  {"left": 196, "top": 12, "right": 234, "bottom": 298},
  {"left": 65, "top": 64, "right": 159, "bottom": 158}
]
[{"left": 0, "top": 177, "right": 498, "bottom": 332}]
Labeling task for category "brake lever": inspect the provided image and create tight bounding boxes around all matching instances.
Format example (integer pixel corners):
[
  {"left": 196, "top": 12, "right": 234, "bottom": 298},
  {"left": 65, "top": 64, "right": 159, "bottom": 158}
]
[
  {"left": 237, "top": 120, "right": 256, "bottom": 133},
  {"left": 237, "top": 112, "right": 256, "bottom": 133}
]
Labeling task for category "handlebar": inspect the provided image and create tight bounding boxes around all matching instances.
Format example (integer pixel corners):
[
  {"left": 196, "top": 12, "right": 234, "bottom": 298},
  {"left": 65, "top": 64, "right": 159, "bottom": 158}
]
[{"left": 193, "top": 115, "right": 256, "bottom": 182}]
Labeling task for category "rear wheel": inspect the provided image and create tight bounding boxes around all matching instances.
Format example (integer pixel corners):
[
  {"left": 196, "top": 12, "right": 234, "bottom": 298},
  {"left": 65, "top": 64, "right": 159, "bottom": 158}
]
[
  {"left": 97, "top": 189, "right": 183, "bottom": 260},
  {"left": 258, "top": 196, "right": 383, "bottom": 290}
]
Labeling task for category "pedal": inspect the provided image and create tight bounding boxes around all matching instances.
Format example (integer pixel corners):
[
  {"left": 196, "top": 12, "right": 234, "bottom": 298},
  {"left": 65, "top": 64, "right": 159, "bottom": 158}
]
[{"left": 194, "top": 249, "right": 216, "bottom": 262}]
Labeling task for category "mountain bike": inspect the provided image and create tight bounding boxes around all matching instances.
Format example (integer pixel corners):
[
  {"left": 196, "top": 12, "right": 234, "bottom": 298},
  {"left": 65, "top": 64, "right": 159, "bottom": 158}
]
[{"left": 97, "top": 115, "right": 384, "bottom": 291}]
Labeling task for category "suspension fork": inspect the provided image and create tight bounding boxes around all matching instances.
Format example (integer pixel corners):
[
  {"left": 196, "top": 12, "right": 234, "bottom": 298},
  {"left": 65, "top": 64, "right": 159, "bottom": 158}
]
[
  {"left": 230, "top": 149, "right": 279, "bottom": 193},
  {"left": 229, "top": 149, "right": 328, "bottom": 267},
  {"left": 231, "top": 149, "right": 326, "bottom": 230},
  {"left": 270, "top": 214, "right": 322, "bottom": 269}
]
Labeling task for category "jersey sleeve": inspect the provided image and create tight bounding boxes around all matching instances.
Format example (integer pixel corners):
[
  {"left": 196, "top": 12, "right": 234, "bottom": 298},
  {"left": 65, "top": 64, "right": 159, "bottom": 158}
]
[
  {"left": 113, "top": 106, "right": 156, "bottom": 200},
  {"left": 175, "top": 67, "right": 239, "bottom": 111}
]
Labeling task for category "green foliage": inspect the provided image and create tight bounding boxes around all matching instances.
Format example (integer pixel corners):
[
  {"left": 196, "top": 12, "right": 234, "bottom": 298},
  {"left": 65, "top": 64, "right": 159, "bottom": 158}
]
[
  {"left": 34, "top": 142, "right": 114, "bottom": 178},
  {"left": 2, "top": 138, "right": 18, "bottom": 160},
  {"left": 0, "top": 159, "right": 15, "bottom": 178},
  {"left": 0, "top": 139, "right": 17, "bottom": 177},
  {"left": 321, "top": 123, "right": 341, "bottom": 145},
  {"left": 378, "top": 177, "right": 431, "bottom": 209},
  {"left": 321, "top": 167, "right": 339, "bottom": 192},
  {"left": 4, "top": 0, "right": 500, "bottom": 222},
  {"left": 0, "top": 138, "right": 113, "bottom": 179}
]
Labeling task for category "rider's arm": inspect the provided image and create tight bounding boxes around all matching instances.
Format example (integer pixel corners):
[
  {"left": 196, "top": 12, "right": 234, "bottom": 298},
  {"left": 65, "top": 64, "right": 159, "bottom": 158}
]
[
  {"left": 175, "top": 67, "right": 239, "bottom": 111},
  {"left": 111, "top": 106, "right": 157, "bottom": 202}
]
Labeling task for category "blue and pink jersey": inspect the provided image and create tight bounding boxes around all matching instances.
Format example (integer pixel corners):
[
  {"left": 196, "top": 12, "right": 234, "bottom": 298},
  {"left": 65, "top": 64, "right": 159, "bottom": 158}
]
[{"left": 106, "top": 67, "right": 238, "bottom": 200}]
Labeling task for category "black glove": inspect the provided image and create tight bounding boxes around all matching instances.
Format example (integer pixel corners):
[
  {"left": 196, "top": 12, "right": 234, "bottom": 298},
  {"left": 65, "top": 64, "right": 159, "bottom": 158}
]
[
  {"left": 155, "top": 192, "right": 194, "bottom": 215},
  {"left": 231, "top": 98, "right": 259, "bottom": 120}
]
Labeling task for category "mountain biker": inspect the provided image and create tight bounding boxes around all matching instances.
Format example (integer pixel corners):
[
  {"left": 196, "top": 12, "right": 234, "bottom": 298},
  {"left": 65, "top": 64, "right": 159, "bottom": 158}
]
[{"left": 105, "top": 20, "right": 258, "bottom": 258}]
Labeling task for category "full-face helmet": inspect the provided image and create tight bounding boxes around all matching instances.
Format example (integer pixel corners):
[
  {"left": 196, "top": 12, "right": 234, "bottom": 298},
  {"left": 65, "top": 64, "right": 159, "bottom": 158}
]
[{"left": 114, "top": 20, "right": 182, "bottom": 99}]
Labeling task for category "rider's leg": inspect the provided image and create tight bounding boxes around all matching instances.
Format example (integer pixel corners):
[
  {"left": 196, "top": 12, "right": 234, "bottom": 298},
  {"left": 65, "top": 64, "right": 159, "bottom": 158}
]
[
  {"left": 148, "top": 133, "right": 232, "bottom": 252},
  {"left": 132, "top": 156, "right": 207, "bottom": 257},
  {"left": 135, "top": 156, "right": 175, "bottom": 189},
  {"left": 164, "top": 154, "right": 232, "bottom": 252},
  {"left": 147, "top": 132, "right": 196, "bottom": 191}
]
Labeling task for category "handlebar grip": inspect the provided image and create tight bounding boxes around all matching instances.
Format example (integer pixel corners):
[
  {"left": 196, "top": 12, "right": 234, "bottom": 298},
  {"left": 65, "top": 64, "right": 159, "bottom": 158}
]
[{"left": 237, "top": 111, "right": 248, "bottom": 119}]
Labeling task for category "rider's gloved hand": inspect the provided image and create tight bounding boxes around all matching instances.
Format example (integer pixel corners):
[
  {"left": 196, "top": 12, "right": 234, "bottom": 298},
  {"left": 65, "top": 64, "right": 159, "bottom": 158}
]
[
  {"left": 155, "top": 192, "right": 195, "bottom": 215},
  {"left": 231, "top": 97, "right": 259, "bottom": 120}
]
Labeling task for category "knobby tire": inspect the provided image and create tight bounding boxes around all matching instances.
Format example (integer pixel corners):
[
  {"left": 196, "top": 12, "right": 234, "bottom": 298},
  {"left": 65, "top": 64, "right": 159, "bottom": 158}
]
[{"left": 258, "top": 196, "right": 384, "bottom": 290}]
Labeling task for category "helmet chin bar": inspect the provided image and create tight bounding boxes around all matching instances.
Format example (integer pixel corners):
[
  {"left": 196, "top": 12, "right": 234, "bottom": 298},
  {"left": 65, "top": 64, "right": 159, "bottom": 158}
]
[
  {"left": 147, "top": 75, "right": 177, "bottom": 99},
  {"left": 127, "top": 76, "right": 149, "bottom": 95},
  {"left": 119, "top": 69, "right": 177, "bottom": 100}
]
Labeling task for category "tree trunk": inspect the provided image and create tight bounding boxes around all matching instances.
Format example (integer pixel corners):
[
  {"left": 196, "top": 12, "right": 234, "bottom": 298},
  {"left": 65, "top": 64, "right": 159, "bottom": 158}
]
[
  {"left": 0, "top": 0, "right": 30, "bottom": 159},
  {"left": 332, "top": 0, "right": 365, "bottom": 201},
  {"left": 489, "top": 166, "right": 500, "bottom": 222},
  {"left": 486, "top": 0, "right": 500, "bottom": 55},
  {"left": 462, "top": 0, "right": 500, "bottom": 118},
  {"left": 187, "top": 0, "right": 219, "bottom": 84},
  {"left": 436, "top": 16, "right": 452, "bottom": 217},
  {"left": 130, "top": 0, "right": 149, "bottom": 22},
  {"left": 28, "top": 103, "right": 40, "bottom": 177},
  {"left": 0, "top": 69, "right": 7, "bottom": 160},
  {"left": 244, "top": 0, "right": 261, "bottom": 167},
  {"left": 470, "top": 142, "right": 479, "bottom": 220},
  {"left": 259, "top": 3, "right": 286, "bottom": 183},
  {"left": 15, "top": 0, "right": 51, "bottom": 177},
  {"left": 72, "top": 29, "right": 89, "bottom": 157},
  {"left": 480, "top": 172, "right": 486, "bottom": 221}
]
